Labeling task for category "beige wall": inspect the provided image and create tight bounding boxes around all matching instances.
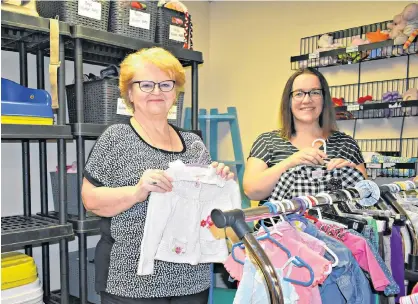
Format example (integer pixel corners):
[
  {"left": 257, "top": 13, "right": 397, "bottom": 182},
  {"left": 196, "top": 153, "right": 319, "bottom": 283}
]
[{"left": 196, "top": 1, "right": 418, "bottom": 162}]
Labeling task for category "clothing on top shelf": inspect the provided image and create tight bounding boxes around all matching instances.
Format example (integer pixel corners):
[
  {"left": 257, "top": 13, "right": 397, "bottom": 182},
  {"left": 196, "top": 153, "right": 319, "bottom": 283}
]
[{"left": 137, "top": 159, "right": 242, "bottom": 275}]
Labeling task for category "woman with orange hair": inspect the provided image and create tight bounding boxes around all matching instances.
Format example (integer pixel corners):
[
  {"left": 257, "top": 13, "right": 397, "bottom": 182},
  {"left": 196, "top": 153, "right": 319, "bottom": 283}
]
[{"left": 81, "top": 47, "right": 233, "bottom": 303}]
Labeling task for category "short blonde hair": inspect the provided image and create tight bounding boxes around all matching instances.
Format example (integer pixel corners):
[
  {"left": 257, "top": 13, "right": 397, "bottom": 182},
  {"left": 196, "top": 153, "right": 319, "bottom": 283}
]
[{"left": 119, "top": 47, "right": 186, "bottom": 110}]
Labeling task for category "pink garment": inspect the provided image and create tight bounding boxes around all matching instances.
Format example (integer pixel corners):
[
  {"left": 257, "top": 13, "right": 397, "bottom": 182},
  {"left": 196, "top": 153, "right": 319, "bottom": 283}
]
[
  {"left": 275, "top": 221, "right": 327, "bottom": 256},
  {"left": 413, "top": 282, "right": 418, "bottom": 294},
  {"left": 224, "top": 230, "right": 331, "bottom": 304},
  {"left": 315, "top": 222, "right": 390, "bottom": 292}
]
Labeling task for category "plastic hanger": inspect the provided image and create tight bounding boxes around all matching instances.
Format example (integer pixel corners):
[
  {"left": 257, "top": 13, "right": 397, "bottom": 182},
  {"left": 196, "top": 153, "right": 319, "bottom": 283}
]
[
  {"left": 187, "top": 141, "right": 209, "bottom": 168},
  {"left": 311, "top": 138, "right": 331, "bottom": 165},
  {"left": 232, "top": 219, "right": 315, "bottom": 287}
]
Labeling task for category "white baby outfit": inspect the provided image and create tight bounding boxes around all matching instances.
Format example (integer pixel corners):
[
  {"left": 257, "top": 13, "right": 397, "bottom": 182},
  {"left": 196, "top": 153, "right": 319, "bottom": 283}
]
[{"left": 137, "top": 160, "right": 242, "bottom": 275}]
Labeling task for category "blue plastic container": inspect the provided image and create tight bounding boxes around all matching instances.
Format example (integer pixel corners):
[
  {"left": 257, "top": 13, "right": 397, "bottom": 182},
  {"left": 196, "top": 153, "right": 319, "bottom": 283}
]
[{"left": 1, "top": 78, "right": 53, "bottom": 124}]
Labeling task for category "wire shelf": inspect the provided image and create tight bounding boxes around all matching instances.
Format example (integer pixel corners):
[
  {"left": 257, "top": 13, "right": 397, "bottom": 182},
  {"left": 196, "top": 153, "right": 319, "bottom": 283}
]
[
  {"left": 300, "top": 21, "right": 389, "bottom": 55},
  {"left": 1, "top": 215, "right": 74, "bottom": 252},
  {"left": 357, "top": 138, "right": 418, "bottom": 178},
  {"left": 332, "top": 77, "right": 418, "bottom": 120},
  {"left": 291, "top": 40, "right": 418, "bottom": 70}
]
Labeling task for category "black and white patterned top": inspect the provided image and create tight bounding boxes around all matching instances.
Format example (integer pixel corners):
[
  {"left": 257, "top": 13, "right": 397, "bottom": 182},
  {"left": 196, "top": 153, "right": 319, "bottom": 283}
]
[
  {"left": 249, "top": 130, "right": 364, "bottom": 169},
  {"left": 249, "top": 130, "right": 364, "bottom": 201},
  {"left": 84, "top": 122, "right": 212, "bottom": 299},
  {"left": 269, "top": 166, "right": 365, "bottom": 202}
]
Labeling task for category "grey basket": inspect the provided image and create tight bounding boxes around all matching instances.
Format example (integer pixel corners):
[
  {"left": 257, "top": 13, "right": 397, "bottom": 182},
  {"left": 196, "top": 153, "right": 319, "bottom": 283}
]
[
  {"left": 66, "top": 78, "right": 131, "bottom": 125},
  {"left": 168, "top": 92, "right": 184, "bottom": 127},
  {"left": 108, "top": 1, "right": 157, "bottom": 41},
  {"left": 36, "top": 0, "right": 110, "bottom": 31},
  {"left": 50, "top": 172, "right": 79, "bottom": 216},
  {"left": 69, "top": 248, "right": 100, "bottom": 304},
  {"left": 155, "top": 7, "right": 191, "bottom": 49}
]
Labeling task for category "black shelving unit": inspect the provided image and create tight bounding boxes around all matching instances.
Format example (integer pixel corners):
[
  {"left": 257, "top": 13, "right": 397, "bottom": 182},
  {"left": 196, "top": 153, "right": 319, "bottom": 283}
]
[
  {"left": 1, "top": 8, "right": 204, "bottom": 304},
  {"left": 1, "top": 10, "right": 74, "bottom": 304},
  {"left": 290, "top": 18, "right": 418, "bottom": 180}
]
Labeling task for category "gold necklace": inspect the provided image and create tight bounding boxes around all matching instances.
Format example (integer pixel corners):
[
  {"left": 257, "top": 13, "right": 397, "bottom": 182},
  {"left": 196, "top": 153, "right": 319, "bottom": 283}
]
[{"left": 134, "top": 118, "right": 175, "bottom": 161}]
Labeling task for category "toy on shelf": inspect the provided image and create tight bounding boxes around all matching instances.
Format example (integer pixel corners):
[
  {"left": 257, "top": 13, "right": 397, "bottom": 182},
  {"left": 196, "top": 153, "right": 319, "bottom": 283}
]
[
  {"left": 403, "top": 88, "right": 418, "bottom": 101},
  {"left": 357, "top": 95, "right": 373, "bottom": 104},
  {"left": 387, "top": 3, "right": 418, "bottom": 50},
  {"left": 1, "top": 78, "right": 54, "bottom": 125},
  {"left": 382, "top": 91, "right": 402, "bottom": 102},
  {"left": 332, "top": 97, "right": 345, "bottom": 107}
]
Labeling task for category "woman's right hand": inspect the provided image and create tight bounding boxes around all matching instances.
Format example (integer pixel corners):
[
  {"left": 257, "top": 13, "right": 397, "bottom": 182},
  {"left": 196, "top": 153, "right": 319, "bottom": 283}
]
[
  {"left": 134, "top": 169, "right": 173, "bottom": 202},
  {"left": 286, "top": 148, "right": 328, "bottom": 168}
]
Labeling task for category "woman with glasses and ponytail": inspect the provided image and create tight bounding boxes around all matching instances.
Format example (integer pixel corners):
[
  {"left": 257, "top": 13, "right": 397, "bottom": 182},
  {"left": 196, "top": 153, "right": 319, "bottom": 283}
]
[
  {"left": 81, "top": 47, "right": 233, "bottom": 303},
  {"left": 243, "top": 68, "right": 367, "bottom": 204}
]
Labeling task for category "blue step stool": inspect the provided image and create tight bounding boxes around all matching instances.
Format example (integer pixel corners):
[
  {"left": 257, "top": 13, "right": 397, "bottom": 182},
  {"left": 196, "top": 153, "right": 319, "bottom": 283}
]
[{"left": 184, "top": 107, "right": 250, "bottom": 209}]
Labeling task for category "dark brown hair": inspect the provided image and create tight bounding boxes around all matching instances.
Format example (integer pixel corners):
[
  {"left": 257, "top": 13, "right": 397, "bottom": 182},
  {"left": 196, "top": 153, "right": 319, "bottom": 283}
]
[{"left": 279, "top": 68, "right": 337, "bottom": 140}]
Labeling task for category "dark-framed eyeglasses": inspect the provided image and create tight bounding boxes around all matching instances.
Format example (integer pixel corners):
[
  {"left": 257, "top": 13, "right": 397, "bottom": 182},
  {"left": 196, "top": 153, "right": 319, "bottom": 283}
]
[
  {"left": 290, "top": 89, "right": 324, "bottom": 101},
  {"left": 132, "top": 80, "right": 176, "bottom": 93}
]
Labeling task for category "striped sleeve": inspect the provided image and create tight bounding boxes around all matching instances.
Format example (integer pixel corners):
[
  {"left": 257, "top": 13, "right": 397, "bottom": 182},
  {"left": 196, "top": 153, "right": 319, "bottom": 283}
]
[
  {"left": 341, "top": 135, "right": 365, "bottom": 165},
  {"left": 248, "top": 133, "right": 272, "bottom": 165}
]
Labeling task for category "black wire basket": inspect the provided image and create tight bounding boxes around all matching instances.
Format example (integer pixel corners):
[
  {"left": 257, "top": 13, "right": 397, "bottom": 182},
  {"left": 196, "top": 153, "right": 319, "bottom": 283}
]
[
  {"left": 108, "top": 1, "right": 158, "bottom": 41},
  {"left": 37, "top": 0, "right": 110, "bottom": 31}
]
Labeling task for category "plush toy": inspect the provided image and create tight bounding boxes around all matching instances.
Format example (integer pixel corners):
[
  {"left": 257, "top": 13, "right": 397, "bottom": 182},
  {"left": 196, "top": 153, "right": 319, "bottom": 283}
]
[
  {"left": 402, "top": 3, "right": 418, "bottom": 37},
  {"left": 366, "top": 30, "right": 389, "bottom": 43},
  {"left": 403, "top": 88, "right": 418, "bottom": 101},
  {"left": 317, "top": 34, "right": 344, "bottom": 50},
  {"left": 387, "top": 13, "right": 408, "bottom": 45}
]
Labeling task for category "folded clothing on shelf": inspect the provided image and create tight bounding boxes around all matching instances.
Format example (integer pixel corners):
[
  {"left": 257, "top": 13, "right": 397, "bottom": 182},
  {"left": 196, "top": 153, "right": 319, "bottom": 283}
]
[{"left": 371, "top": 155, "right": 417, "bottom": 164}]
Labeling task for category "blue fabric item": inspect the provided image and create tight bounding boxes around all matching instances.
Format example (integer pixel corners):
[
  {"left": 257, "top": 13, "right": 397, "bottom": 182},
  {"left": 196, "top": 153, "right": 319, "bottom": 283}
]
[
  {"left": 301, "top": 219, "right": 374, "bottom": 304},
  {"left": 349, "top": 229, "right": 400, "bottom": 297},
  {"left": 361, "top": 224, "right": 380, "bottom": 304},
  {"left": 233, "top": 258, "right": 299, "bottom": 304},
  {"left": 362, "top": 225, "right": 379, "bottom": 252}
]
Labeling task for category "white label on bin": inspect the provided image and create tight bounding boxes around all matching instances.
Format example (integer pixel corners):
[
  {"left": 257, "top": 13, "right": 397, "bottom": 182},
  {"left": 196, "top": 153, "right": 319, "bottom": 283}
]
[
  {"left": 309, "top": 53, "right": 319, "bottom": 59},
  {"left": 78, "top": 0, "right": 102, "bottom": 21},
  {"left": 167, "top": 105, "right": 177, "bottom": 120},
  {"left": 117, "top": 98, "right": 133, "bottom": 116},
  {"left": 347, "top": 105, "right": 360, "bottom": 111},
  {"left": 129, "top": 10, "right": 151, "bottom": 30},
  {"left": 169, "top": 25, "right": 185, "bottom": 42},
  {"left": 346, "top": 46, "right": 359, "bottom": 53}
]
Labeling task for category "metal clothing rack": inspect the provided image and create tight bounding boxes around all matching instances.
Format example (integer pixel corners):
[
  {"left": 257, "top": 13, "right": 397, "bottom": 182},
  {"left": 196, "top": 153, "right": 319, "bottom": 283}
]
[{"left": 211, "top": 180, "right": 418, "bottom": 304}]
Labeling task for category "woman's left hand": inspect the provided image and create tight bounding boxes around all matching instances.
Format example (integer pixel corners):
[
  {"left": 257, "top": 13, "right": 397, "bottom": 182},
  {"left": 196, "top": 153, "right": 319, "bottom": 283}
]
[
  {"left": 211, "top": 162, "right": 235, "bottom": 180},
  {"left": 326, "top": 158, "right": 356, "bottom": 170}
]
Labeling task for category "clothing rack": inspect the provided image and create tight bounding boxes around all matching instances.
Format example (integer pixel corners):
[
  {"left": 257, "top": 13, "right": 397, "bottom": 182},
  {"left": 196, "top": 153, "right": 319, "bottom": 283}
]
[{"left": 211, "top": 179, "right": 418, "bottom": 304}]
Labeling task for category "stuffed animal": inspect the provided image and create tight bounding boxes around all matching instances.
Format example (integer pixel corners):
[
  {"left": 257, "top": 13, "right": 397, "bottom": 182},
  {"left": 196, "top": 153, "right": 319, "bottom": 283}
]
[
  {"left": 387, "top": 13, "right": 408, "bottom": 45},
  {"left": 403, "top": 88, "right": 418, "bottom": 101},
  {"left": 402, "top": 3, "right": 418, "bottom": 37}
]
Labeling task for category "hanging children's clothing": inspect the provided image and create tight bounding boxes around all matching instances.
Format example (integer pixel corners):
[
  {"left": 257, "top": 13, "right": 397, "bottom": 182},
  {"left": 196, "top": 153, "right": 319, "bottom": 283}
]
[
  {"left": 233, "top": 258, "right": 299, "bottom": 304},
  {"left": 137, "top": 159, "right": 242, "bottom": 275}
]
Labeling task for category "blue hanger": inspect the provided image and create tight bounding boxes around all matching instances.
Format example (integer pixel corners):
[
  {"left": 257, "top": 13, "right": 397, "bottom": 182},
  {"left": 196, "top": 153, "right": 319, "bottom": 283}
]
[{"left": 231, "top": 218, "right": 315, "bottom": 287}]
